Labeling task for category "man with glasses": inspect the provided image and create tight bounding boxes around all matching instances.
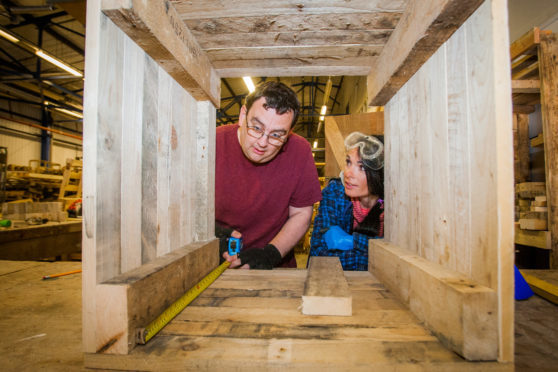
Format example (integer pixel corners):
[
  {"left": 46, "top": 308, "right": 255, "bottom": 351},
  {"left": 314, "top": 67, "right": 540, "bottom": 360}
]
[{"left": 215, "top": 81, "right": 322, "bottom": 269}]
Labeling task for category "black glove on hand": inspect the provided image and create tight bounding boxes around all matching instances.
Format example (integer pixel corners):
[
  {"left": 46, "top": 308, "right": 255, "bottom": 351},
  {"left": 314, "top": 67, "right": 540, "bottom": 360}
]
[
  {"left": 215, "top": 223, "right": 233, "bottom": 263},
  {"left": 237, "top": 244, "right": 282, "bottom": 270}
]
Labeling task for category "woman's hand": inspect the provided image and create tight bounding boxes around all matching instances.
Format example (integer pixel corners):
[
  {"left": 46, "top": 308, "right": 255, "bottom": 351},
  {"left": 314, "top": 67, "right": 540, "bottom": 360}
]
[{"left": 324, "top": 226, "right": 353, "bottom": 251}]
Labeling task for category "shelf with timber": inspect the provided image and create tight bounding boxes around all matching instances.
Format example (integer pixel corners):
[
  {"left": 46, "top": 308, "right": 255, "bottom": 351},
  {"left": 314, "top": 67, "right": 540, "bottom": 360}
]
[{"left": 511, "top": 27, "right": 558, "bottom": 268}]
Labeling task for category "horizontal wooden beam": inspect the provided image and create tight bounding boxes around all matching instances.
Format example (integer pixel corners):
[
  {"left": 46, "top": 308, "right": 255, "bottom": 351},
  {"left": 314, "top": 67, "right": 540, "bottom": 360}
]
[
  {"left": 215, "top": 57, "right": 374, "bottom": 78},
  {"left": 509, "top": 27, "right": 552, "bottom": 61},
  {"left": 512, "top": 79, "right": 540, "bottom": 94},
  {"left": 94, "top": 239, "right": 218, "bottom": 355},
  {"left": 367, "top": 0, "right": 484, "bottom": 106},
  {"left": 173, "top": 0, "right": 407, "bottom": 19},
  {"left": 369, "top": 240, "right": 498, "bottom": 361},
  {"left": 101, "top": 0, "right": 220, "bottom": 107}
]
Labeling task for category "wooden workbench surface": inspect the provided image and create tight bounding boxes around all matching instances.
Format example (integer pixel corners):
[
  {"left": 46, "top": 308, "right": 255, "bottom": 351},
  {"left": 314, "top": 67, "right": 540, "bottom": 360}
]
[
  {"left": 86, "top": 269, "right": 510, "bottom": 371},
  {"left": 0, "top": 219, "right": 81, "bottom": 260}
]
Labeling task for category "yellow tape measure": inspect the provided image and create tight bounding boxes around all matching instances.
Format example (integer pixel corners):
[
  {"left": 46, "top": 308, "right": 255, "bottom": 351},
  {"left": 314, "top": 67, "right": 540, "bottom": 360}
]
[{"left": 137, "top": 261, "right": 230, "bottom": 344}]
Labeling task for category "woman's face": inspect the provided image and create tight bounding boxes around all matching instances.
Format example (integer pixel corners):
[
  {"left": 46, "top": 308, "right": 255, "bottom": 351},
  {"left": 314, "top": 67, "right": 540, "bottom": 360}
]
[{"left": 344, "top": 147, "right": 370, "bottom": 199}]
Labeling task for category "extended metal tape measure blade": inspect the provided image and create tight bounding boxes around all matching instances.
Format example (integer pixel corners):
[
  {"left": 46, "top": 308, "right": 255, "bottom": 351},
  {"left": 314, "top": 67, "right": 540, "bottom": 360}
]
[{"left": 137, "top": 261, "right": 230, "bottom": 344}]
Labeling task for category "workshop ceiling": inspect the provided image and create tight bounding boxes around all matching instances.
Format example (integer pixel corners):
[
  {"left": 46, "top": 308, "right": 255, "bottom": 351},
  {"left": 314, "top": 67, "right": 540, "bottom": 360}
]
[{"left": 0, "top": 0, "right": 407, "bottom": 146}]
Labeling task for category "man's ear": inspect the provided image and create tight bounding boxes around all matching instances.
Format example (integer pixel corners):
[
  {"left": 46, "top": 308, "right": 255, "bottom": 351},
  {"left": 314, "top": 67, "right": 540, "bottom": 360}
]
[{"left": 239, "top": 105, "right": 247, "bottom": 127}]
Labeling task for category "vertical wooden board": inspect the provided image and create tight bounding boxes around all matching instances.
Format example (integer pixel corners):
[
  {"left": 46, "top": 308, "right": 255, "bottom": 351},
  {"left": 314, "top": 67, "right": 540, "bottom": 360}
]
[
  {"left": 446, "top": 26, "right": 472, "bottom": 276},
  {"left": 465, "top": 0, "right": 498, "bottom": 289},
  {"left": 82, "top": 0, "right": 101, "bottom": 352},
  {"left": 180, "top": 88, "right": 196, "bottom": 246},
  {"left": 488, "top": 0, "right": 515, "bottom": 362},
  {"left": 156, "top": 68, "right": 172, "bottom": 257},
  {"left": 415, "top": 58, "right": 434, "bottom": 262},
  {"left": 428, "top": 44, "right": 451, "bottom": 267},
  {"left": 384, "top": 92, "right": 398, "bottom": 244},
  {"left": 398, "top": 84, "right": 411, "bottom": 251},
  {"left": 168, "top": 77, "right": 189, "bottom": 251},
  {"left": 141, "top": 55, "right": 159, "bottom": 264},
  {"left": 120, "top": 29, "right": 144, "bottom": 273},
  {"left": 96, "top": 14, "right": 123, "bottom": 282},
  {"left": 194, "top": 101, "right": 216, "bottom": 241},
  {"left": 539, "top": 33, "right": 558, "bottom": 268},
  {"left": 406, "top": 69, "right": 421, "bottom": 255},
  {"left": 383, "top": 97, "right": 394, "bottom": 243},
  {"left": 512, "top": 114, "right": 520, "bottom": 184},
  {"left": 517, "top": 114, "right": 530, "bottom": 183}
]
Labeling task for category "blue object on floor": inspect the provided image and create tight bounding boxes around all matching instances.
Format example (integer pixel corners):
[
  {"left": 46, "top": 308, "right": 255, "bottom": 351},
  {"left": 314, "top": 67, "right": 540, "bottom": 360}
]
[{"left": 515, "top": 265, "right": 534, "bottom": 300}]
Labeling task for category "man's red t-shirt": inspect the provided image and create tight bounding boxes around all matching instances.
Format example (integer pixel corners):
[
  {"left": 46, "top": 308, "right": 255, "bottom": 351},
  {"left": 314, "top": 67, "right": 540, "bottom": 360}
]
[{"left": 215, "top": 124, "right": 322, "bottom": 267}]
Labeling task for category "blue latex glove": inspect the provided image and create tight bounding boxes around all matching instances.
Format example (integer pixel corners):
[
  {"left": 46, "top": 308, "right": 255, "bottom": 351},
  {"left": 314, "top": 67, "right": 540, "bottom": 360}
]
[{"left": 324, "top": 226, "right": 353, "bottom": 251}]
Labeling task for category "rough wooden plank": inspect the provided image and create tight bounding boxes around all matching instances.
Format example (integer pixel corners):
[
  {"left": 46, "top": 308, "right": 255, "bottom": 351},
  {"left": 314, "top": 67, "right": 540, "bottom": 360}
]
[
  {"left": 521, "top": 270, "right": 558, "bottom": 305},
  {"left": 120, "top": 28, "right": 144, "bottom": 273},
  {"left": 511, "top": 79, "right": 540, "bottom": 94},
  {"left": 510, "top": 27, "right": 541, "bottom": 61},
  {"left": 184, "top": 12, "right": 401, "bottom": 33},
  {"left": 94, "top": 239, "right": 218, "bottom": 355},
  {"left": 214, "top": 57, "right": 376, "bottom": 78},
  {"left": 102, "top": 0, "right": 220, "bottom": 107},
  {"left": 369, "top": 240, "right": 498, "bottom": 361},
  {"left": 539, "top": 33, "right": 558, "bottom": 268},
  {"left": 516, "top": 182, "right": 546, "bottom": 198},
  {"left": 82, "top": 0, "right": 102, "bottom": 353},
  {"left": 85, "top": 269, "right": 512, "bottom": 371},
  {"left": 516, "top": 114, "right": 530, "bottom": 183},
  {"left": 173, "top": 0, "right": 407, "bottom": 18},
  {"left": 446, "top": 25, "right": 472, "bottom": 274},
  {"left": 519, "top": 218, "right": 548, "bottom": 231},
  {"left": 0, "top": 221, "right": 81, "bottom": 260},
  {"left": 302, "top": 257, "right": 351, "bottom": 316},
  {"left": 515, "top": 224, "right": 550, "bottom": 249},
  {"left": 367, "top": 0, "right": 484, "bottom": 106}
]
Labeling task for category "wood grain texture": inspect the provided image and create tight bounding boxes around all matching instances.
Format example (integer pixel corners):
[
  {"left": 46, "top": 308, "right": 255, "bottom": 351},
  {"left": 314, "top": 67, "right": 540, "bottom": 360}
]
[
  {"left": 95, "top": 239, "right": 218, "bottom": 355},
  {"left": 102, "top": 0, "right": 220, "bottom": 106},
  {"left": 83, "top": 6, "right": 219, "bottom": 354},
  {"left": 85, "top": 269, "right": 511, "bottom": 370},
  {"left": 539, "top": 33, "right": 558, "bottom": 268},
  {"left": 302, "top": 257, "right": 352, "bottom": 316},
  {"left": 369, "top": 240, "right": 498, "bottom": 361},
  {"left": 367, "top": 0, "right": 484, "bottom": 106},
  {"left": 382, "top": 0, "right": 513, "bottom": 362}
]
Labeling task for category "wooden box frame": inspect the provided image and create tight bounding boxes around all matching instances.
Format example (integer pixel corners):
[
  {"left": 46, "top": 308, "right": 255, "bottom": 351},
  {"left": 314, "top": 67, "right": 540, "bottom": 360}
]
[{"left": 83, "top": 0, "right": 514, "bottom": 364}]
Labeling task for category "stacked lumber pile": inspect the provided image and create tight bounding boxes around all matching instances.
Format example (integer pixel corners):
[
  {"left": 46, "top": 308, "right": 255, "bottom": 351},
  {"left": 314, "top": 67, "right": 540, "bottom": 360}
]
[
  {"left": 516, "top": 182, "right": 548, "bottom": 231},
  {"left": 1, "top": 201, "right": 67, "bottom": 223},
  {"left": 4, "top": 161, "right": 65, "bottom": 202}
]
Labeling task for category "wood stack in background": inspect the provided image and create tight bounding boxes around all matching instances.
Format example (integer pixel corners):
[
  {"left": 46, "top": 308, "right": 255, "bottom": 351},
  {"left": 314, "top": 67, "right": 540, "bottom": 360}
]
[
  {"left": 1, "top": 201, "right": 67, "bottom": 223},
  {"left": 516, "top": 182, "right": 548, "bottom": 231}
]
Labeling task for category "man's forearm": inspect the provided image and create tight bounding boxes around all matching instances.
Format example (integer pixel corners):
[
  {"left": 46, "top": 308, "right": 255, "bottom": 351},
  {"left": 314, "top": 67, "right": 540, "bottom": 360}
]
[{"left": 269, "top": 205, "right": 313, "bottom": 257}]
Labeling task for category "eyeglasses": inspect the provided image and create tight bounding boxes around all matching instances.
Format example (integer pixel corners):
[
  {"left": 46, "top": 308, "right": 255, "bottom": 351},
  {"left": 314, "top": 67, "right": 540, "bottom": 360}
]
[{"left": 246, "top": 125, "right": 288, "bottom": 146}]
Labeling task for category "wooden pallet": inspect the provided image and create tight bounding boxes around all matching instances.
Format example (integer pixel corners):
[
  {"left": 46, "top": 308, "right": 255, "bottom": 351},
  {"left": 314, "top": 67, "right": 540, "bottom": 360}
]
[{"left": 85, "top": 270, "right": 511, "bottom": 370}]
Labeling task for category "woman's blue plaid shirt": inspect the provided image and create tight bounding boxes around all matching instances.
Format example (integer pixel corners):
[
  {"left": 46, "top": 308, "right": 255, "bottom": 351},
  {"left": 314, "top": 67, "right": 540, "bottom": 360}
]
[{"left": 309, "top": 178, "right": 382, "bottom": 271}]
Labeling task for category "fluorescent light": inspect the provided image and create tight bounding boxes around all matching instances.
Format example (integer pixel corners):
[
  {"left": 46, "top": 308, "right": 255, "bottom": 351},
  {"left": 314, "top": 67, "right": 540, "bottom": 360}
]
[
  {"left": 0, "top": 29, "right": 20, "bottom": 43},
  {"left": 243, "top": 76, "right": 255, "bottom": 93},
  {"left": 54, "top": 107, "right": 83, "bottom": 119},
  {"left": 313, "top": 140, "right": 318, "bottom": 149},
  {"left": 35, "top": 50, "right": 83, "bottom": 77},
  {"left": 320, "top": 105, "right": 327, "bottom": 115}
]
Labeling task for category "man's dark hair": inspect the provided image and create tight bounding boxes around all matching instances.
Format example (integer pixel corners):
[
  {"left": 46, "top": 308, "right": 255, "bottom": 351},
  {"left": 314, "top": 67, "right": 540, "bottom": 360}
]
[{"left": 244, "top": 81, "right": 300, "bottom": 128}]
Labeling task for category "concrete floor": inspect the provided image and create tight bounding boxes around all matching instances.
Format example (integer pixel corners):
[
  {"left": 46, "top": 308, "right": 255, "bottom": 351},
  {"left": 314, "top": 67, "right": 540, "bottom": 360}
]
[{"left": 1, "top": 260, "right": 557, "bottom": 371}]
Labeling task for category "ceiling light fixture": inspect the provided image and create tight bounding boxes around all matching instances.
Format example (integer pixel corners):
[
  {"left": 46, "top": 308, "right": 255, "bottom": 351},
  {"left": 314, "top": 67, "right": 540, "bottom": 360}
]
[
  {"left": 35, "top": 50, "right": 83, "bottom": 77},
  {"left": 0, "top": 29, "right": 20, "bottom": 43},
  {"left": 313, "top": 140, "right": 318, "bottom": 148},
  {"left": 53, "top": 107, "right": 83, "bottom": 119},
  {"left": 243, "top": 76, "right": 255, "bottom": 93}
]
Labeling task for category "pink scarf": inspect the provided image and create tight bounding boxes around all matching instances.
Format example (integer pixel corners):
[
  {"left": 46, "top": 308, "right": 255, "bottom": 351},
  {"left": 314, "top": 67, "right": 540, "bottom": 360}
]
[{"left": 352, "top": 199, "right": 371, "bottom": 229}]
